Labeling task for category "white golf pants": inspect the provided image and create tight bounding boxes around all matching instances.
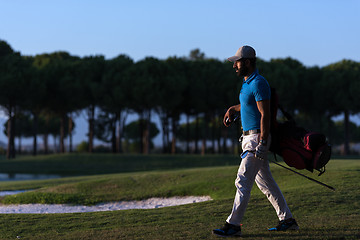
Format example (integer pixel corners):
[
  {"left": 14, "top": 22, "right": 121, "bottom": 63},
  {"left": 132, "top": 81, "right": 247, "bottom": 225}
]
[{"left": 226, "top": 133, "right": 293, "bottom": 226}]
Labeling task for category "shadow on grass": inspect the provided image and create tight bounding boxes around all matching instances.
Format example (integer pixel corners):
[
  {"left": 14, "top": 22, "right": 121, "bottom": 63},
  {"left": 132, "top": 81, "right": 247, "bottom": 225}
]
[{"left": 243, "top": 229, "right": 359, "bottom": 240}]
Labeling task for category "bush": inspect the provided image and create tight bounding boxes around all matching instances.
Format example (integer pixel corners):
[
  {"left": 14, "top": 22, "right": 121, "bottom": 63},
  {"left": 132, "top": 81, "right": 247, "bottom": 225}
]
[
  {"left": 94, "top": 145, "right": 111, "bottom": 153},
  {"left": 76, "top": 141, "right": 89, "bottom": 153},
  {"left": 0, "top": 146, "right": 5, "bottom": 160}
]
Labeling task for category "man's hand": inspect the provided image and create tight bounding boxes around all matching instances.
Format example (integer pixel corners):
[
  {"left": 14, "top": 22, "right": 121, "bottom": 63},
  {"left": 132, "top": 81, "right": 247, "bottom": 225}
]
[
  {"left": 223, "top": 105, "right": 240, "bottom": 127},
  {"left": 223, "top": 109, "right": 235, "bottom": 127},
  {"left": 255, "top": 142, "right": 267, "bottom": 160}
]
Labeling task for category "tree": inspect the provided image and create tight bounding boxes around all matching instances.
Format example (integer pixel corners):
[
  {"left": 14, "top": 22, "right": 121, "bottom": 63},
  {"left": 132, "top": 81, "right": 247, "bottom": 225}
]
[
  {"left": 37, "top": 113, "right": 58, "bottom": 153},
  {"left": 157, "top": 57, "right": 188, "bottom": 154},
  {"left": 177, "top": 115, "right": 240, "bottom": 154},
  {"left": 219, "top": 60, "right": 242, "bottom": 153},
  {"left": 25, "top": 55, "right": 49, "bottom": 155},
  {"left": 38, "top": 52, "right": 82, "bottom": 153},
  {"left": 123, "top": 120, "right": 159, "bottom": 153},
  {"left": 265, "top": 58, "right": 306, "bottom": 114},
  {"left": 322, "top": 60, "right": 360, "bottom": 154},
  {"left": 77, "top": 55, "right": 105, "bottom": 153},
  {"left": 189, "top": 48, "right": 205, "bottom": 61},
  {"left": 98, "top": 55, "right": 134, "bottom": 153},
  {"left": 0, "top": 40, "right": 32, "bottom": 158},
  {"left": 127, "top": 57, "right": 165, "bottom": 154},
  {"left": 3, "top": 111, "right": 32, "bottom": 153},
  {"left": 186, "top": 58, "right": 230, "bottom": 154}
]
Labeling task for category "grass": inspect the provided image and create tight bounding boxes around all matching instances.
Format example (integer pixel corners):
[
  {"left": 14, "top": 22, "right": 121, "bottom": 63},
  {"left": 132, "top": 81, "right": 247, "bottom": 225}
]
[
  {"left": 0, "top": 166, "right": 236, "bottom": 204},
  {"left": 0, "top": 155, "right": 358, "bottom": 239},
  {"left": 0, "top": 153, "right": 240, "bottom": 175}
]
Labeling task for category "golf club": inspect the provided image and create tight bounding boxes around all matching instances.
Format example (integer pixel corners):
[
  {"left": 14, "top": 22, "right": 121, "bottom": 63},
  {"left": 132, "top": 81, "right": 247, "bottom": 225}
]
[
  {"left": 246, "top": 149, "right": 336, "bottom": 191},
  {"left": 269, "top": 159, "right": 335, "bottom": 191}
]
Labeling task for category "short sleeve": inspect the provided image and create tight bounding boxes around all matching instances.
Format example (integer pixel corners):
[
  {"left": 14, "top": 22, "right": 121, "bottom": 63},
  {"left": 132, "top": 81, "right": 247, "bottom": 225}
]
[{"left": 252, "top": 78, "right": 270, "bottom": 102}]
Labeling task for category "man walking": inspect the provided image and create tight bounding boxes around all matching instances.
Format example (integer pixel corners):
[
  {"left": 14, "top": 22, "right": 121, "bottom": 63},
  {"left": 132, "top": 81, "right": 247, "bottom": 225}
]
[{"left": 213, "top": 46, "right": 298, "bottom": 237}]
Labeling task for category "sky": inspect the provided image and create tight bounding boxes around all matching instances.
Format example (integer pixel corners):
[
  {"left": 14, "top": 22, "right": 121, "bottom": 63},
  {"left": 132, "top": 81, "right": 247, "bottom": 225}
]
[{"left": 0, "top": 0, "right": 359, "bottom": 147}]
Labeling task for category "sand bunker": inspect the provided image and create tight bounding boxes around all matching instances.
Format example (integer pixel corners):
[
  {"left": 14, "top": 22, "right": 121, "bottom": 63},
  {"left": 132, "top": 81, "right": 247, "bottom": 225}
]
[{"left": 0, "top": 191, "right": 212, "bottom": 214}]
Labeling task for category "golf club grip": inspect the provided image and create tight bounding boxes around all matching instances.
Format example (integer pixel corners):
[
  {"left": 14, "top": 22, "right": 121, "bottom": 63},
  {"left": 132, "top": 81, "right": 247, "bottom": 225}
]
[{"left": 225, "top": 113, "right": 239, "bottom": 124}]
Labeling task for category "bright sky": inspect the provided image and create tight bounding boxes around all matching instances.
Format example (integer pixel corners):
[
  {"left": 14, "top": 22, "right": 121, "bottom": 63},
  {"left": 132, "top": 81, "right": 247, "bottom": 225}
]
[
  {"left": 2, "top": 0, "right": 359, "bottom": 66},
  {"left": 0, "top": 0, "right": 359, "bottom": 147}
]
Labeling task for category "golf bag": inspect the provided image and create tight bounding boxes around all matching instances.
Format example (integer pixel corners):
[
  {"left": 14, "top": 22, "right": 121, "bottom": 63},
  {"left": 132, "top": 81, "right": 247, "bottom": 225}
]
[{"left": 269, "top": 88, "right": 332, "bottom": 176}]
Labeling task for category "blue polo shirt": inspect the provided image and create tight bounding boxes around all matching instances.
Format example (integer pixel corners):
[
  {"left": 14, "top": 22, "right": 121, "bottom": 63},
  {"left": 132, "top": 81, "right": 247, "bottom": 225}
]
[{"left": 239, "top": 69, "right": 271, "bottom": 131}]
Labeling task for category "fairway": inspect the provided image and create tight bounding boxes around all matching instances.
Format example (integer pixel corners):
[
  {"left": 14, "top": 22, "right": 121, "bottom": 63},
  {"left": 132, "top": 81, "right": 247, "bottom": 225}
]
[
  {"left": 0, "top": 156, "right": 359, "bottom": 239},
  {"left": 0, "top": 153, "right": 240, "bottom": 176}
]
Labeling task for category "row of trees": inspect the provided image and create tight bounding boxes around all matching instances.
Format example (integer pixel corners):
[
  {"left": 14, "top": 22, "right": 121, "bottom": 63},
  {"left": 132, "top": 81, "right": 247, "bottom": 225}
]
[{"left": 1, "top": 40, "right": 360, "bottom": 158}]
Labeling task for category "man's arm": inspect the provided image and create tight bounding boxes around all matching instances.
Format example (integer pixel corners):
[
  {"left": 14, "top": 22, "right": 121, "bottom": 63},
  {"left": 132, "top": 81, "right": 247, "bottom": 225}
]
[
  {"left": 223, "top": 104, "right": 240, "bottom": 127},
  {"left": 256, "top": 99, "right": 270, "bottom": 141}
]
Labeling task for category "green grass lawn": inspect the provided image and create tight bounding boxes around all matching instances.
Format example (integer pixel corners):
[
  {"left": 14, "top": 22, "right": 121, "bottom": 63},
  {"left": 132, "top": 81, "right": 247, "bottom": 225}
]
[
  {"left": 0, "top": 155, "right": 359, "bottom": 239},
  {"left": 0, "top": 153, "right": 240, "bottom": 175}
]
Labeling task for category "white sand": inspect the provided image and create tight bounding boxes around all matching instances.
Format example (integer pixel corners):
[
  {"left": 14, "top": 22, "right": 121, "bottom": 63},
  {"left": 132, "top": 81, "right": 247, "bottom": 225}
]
[
  {"left": 0, "top": 191, "right": 212, "bottom": 214},
  {"left": 0, "top": 190, "right": 30, "bottom": 197}
]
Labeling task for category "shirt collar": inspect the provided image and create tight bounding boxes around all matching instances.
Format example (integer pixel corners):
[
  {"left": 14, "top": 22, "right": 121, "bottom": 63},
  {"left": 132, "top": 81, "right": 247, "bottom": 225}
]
[{"left": 243, "top": 69, "right": 259, "bottom": 84}]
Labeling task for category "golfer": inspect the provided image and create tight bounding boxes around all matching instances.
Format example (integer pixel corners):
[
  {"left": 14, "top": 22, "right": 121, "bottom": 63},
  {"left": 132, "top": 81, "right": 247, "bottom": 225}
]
[{"left": 213, "top": 46, "right": 298, "bottom": 237}]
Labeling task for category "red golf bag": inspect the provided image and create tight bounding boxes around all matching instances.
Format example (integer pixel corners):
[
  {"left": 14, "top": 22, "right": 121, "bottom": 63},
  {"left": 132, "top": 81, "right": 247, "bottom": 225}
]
[{"left": 269, "top": 88, "right": 332, "bottom": 176}]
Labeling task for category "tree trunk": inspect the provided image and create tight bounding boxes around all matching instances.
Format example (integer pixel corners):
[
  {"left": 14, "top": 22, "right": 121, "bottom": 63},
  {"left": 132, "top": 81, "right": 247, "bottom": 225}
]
[
  {"left": 18, "top": 137, "right": 21, "bottom": 155},
  {"left": 217, "top": 126, "right": 221, "bottom": 154},
  {"left": 12, "top": 117, "right": 16, "bottom": 158},
  {"left": 222, "top": 128, "right": 228, "bottom": 154},
  {"left": 165, "top": 115, "right": 170, "bottom": 153},
  {"left": 201, "top": 138, "right": 206, "bottom": 155},
  {"left": 43, "top": 134, "right": 49, "bottom": 154},
  {"left": 111, "top": 113, "right": 117, "bottom": 153},
  {"left": 33, "top": 113, "right": 38, "bottom": 156},
  {"left": 159, "top": 111, "right": 169, "bottom": 154},
  {"left": 171, "top": 117, "right": 178, "bottom": 154},
  {"left": 147, "top": 111, "right": 151, "bottom": 154},
  {"left": 343, "top": 110, "right": 350, "bottom": 155},
  {"left": 138, "top": 111, "right": 144, "bottom": 154},
  {"left": 60, "top": 114, "right": 66, "bottom": 153},
  {"left": 88, "top": 105, "right": 95, "bottom": 153},
  {"left": 211, "top": 118, "right": 215, "bottom": 154},
  {"left": 6, "top": 105, "right": 15, "bottom": 159},
  {"left": 201, "top": 114, "right": 209, "bottom": 156},
  {"left": 68, "top": 114, "right": 73, "bottom": 153},
  {"left": 326, "top": 115, "right": 333, "bottom": 146},
  {"left": 142, "top": 110, "right": 151, "bottom": 154},
  {"left": 44, "top": 116, "right": 50, "bottom": 154},
  {"left": 160, "top": 114, "right": 167, "bottom": 153},
  {"left": 53, "top": 135, "right": 58, "bottom": 153},
  {"left": 186, "top": 114, "right": 190, "bottom": 154},
  {"left": 17, "top": 117, "right": 21, "bottom": 155},
  {"left": 195, "top": 114, "right": 199, "bottom": 154},
  {"left": 117, "top": 110, "right": 127, "bottom": 154}
]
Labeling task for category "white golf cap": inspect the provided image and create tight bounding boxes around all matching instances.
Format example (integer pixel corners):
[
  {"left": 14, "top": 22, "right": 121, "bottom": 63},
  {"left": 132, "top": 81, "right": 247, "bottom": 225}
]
[{"left": 227, "top": 45, "right": 256, "bottom": 62}]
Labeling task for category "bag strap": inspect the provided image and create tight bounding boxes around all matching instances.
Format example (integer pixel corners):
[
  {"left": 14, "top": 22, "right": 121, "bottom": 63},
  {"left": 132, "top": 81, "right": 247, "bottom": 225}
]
[{"left": 278, "top": 104, "right": 295, "bottom": 123}]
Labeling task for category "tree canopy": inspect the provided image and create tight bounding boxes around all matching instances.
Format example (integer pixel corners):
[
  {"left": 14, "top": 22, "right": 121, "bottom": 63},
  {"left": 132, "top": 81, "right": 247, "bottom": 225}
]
[{"left": 1, "top": 39, "right": 360, "bottom": 157}]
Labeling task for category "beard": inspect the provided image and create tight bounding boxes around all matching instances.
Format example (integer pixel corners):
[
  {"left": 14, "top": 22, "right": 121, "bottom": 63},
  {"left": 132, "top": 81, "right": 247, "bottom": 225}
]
[{"left": 236, "top": 65, "right": 249, "bottom": 77}]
